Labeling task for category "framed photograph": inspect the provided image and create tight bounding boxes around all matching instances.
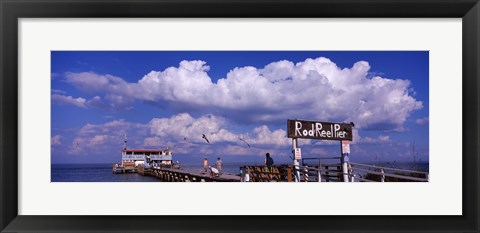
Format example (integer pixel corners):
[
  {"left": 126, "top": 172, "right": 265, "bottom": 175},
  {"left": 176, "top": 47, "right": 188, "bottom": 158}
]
[{"left": 1, "top": 0, "right": 479, "bottom": 232}]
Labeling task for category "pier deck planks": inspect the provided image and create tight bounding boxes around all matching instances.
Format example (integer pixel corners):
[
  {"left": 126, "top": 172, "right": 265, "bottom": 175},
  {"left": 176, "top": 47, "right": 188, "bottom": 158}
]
[{"left": 148, "top": 167, "right": 241, "bottom": 182}]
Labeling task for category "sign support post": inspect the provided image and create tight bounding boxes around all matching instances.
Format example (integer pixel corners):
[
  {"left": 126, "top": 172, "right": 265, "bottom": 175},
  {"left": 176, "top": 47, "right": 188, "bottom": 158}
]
[
  {"left": 341, "top": 140, "right": 350, "bottom": 182},
  {"left": 292, "top": 138, "right": 301, "bottom": 182}
]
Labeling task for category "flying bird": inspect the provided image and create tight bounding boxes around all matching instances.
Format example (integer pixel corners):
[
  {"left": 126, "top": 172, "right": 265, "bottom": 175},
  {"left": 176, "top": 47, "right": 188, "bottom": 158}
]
[
  {"left": 202, "top": 134, "right": 210, "bottom": 144},
  {"left": 239, "top": 138, "right": 251, "bottom": 148}
]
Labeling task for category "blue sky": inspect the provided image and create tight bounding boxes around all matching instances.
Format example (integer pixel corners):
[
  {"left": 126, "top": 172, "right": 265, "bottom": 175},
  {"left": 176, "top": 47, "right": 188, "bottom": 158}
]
[{"left": 51, "top": 51, "right": 429, "bottom": 164}]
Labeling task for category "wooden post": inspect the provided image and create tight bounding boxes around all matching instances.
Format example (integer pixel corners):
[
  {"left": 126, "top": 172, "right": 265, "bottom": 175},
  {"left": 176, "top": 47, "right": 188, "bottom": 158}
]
[
  {"left": 349, "top": 163, "right": 354, "bottom": 182},
  {"left": 325, "top": 165, "right": 329, "bottom": 182},
  {"left": 341, "top": 141, "right": 350, "bottom": 182},
  {"left": 287, "top": 166, "right": 292, "bottom": 182},
  {"left": 317, "top": 166, "right": 322, "bottom": 182},
  {"left": 292, "top": 138, "right": 301, "bottom": 182},
  {"left": 303, "top": 166, "right": 309, "bottom": 182},
  {"left": 381, "top": 169, "right": 385, "bottom": 182}
]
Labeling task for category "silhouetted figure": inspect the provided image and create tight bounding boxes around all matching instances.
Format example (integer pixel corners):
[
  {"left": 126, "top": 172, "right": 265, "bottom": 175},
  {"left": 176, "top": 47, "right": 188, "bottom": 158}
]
[
  {"left": 216, "top": 157, "right": 223, "bottom": 175},
  {"left": 264, "top": 153, "right": 274, "bottom": 166},
  {"left": 203, "top": 157, "right": 208, "bottom": 174}
]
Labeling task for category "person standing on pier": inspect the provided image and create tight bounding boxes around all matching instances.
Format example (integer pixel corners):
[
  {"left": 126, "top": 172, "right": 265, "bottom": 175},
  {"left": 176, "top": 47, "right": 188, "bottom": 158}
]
[
  {"left": 265, "top": 153, "right": 274, "bottom": 166},
  {"left": 203, "top": 157, "right": 208, "bottom": 174},
  {"left": 216, "top": 157, "right": 223, "bottom": 175}
]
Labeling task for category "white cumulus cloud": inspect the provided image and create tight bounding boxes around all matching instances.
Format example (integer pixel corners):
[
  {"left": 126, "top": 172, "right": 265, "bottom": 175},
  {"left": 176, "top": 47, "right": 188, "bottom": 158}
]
[
  {"left": 416, "top": 117, "right": 429, "bottom": 125},
  {"left": 361, "top": 135, "right": 391, "bottom": 144},
  {"left": 51, "top": 94, "right": 87, "bottom": 108},
  {"left": 62, "top": 57, "right": 423, "bottom": 130},
  {"left": 148, "top": 113, "right": 288, "bottom": 148},
  {"left": 51, "top": 135, "right": 62, "bottom": 145},
  {"left": 64, "top": 112, "right": 403, "bottom": 159}
]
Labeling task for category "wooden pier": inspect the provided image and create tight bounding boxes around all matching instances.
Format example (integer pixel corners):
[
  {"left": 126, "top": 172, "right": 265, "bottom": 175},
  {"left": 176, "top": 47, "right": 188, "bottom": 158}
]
[
  {"left": 114, "top": 162, "right": 428, "bottom": 182},
  {"left": 137, "top": 165, "right": 241, "bottom": 182},
  {"left": 112, "top": 161, "right": 137, "bottom": 174}
]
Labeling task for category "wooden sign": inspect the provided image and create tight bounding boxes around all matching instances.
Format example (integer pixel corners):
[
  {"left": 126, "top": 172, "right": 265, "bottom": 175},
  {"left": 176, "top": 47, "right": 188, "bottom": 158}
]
[{"left": 287, "top": 119, "right": 353, "bottom": 141}]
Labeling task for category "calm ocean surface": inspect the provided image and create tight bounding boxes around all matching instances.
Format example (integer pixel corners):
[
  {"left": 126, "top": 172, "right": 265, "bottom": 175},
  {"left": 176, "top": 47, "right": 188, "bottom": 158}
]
[
  {"left": 51, "top": 164, "right": 158, "bottom": 182},
  {"left": 51, "top": 163, "right": 245, "bottom": 182},
  {"left": 51, "top": 162, "right": 428, "bottom": 182}
]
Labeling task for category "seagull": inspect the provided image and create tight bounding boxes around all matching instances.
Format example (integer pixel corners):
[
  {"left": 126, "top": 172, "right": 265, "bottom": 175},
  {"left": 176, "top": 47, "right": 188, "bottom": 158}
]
[
  {"left": 239, "top": 138, "right": 251, "bottom": 148},
  {"left": 202, "top": 134, "right": 210, "bottom": 144}
]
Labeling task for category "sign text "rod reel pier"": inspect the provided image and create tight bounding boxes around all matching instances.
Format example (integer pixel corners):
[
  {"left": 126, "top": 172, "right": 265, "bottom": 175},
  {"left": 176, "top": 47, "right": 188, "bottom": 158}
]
[{"left": 287, "top": 119, "right": 354, "bottom": 141}]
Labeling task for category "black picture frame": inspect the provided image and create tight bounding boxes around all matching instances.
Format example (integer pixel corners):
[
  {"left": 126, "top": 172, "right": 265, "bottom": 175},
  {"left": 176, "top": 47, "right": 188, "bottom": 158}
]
[{"left": 1, "top": 0, "right": 479, "bottom": 232}]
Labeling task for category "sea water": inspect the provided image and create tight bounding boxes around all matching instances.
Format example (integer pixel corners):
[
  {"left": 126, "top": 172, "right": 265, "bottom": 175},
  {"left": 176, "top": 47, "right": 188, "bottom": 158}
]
[
  {"left": 51, "top": 162, "right": 428, "bottom": 182},
  {"left": 51, "top": 164, "right": 159, "bottom": 182},
  {"left": 51, "top": 163, "right": 245, "bottom": 182}
]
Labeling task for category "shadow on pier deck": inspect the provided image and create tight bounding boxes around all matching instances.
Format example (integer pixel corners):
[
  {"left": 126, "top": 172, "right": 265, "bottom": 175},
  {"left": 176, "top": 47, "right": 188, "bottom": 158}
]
[{"left": 138, "top": 165, "right": 241, "bottom": 182}]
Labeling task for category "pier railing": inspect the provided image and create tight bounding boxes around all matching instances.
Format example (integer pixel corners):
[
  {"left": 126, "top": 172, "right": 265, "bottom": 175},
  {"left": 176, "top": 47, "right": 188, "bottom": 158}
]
[
  {"left": 240, "top": 164, "right": 343, "bottom": 182},
  {"left": 240, "top": 162, "right": 429, "bottom": 182},
  {"left": 113, "top": 160, "right": 429, "bottom": 182},
  {"left": 349, "top": 162, "right": 429, "bottom": 182}
]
